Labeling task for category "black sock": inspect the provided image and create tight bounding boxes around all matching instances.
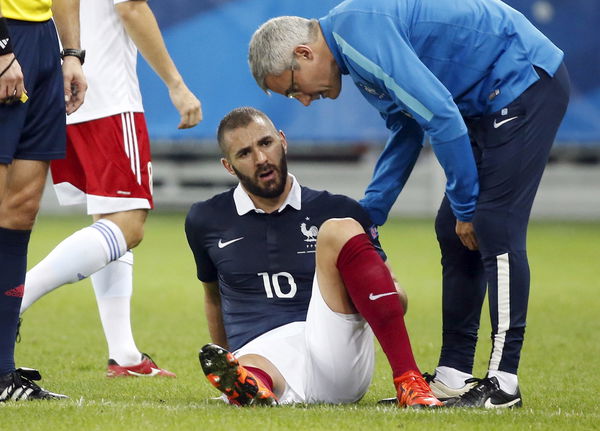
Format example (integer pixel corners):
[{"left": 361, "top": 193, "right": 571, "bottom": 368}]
[{"left": 0, "top": 227, "right": 30, "bottom": 375}]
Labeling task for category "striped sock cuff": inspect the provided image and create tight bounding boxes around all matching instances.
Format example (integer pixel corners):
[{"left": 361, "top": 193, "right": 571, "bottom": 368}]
[{"left": 91, "top": 219, "right": 127, "bottom": 262}]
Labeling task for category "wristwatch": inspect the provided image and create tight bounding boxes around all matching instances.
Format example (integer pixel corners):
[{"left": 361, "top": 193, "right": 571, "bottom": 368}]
[{"left": 60, "top": 48, "right": 86, "bottom": 65}]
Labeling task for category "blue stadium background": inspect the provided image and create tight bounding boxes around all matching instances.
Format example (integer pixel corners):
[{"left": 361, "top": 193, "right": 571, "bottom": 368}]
[{"left": 139, "top": 0, "right": 599, "bottom": 147}]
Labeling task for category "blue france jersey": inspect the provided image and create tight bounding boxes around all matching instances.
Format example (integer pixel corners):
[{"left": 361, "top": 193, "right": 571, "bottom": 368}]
[
  {"left": 185, "top": 185, "right": 382, "bottom": 351},
  {"left": 319, "top": 0, "right": 564, "bottom": 225}
]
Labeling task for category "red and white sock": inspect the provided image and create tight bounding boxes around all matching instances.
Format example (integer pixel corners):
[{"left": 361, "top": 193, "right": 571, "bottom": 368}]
[{"left": 245, "top": 366, "right": 274, "bottom": 392}]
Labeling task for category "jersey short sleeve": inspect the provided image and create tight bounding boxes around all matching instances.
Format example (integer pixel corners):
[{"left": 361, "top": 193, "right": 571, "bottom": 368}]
[{"left": 185, "top": 200, "right": 221, "bottom": 283}]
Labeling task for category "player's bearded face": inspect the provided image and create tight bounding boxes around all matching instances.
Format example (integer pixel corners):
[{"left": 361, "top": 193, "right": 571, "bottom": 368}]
[{"left": 232, "top": 150, "right": 288, "bottom": 199}]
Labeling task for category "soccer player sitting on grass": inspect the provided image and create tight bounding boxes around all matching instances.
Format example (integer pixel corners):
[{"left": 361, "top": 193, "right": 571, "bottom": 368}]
[{"left": 185, "top": 107, "right": 442, "bottom": 407}]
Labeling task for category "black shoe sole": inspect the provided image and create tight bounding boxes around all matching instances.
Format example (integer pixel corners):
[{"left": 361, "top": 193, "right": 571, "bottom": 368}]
[{"left": 199, "top": 344, "right": 276, "bottom": 406}]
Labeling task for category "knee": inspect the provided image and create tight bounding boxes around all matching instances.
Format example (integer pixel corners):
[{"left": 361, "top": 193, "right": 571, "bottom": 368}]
[
  {"left": 435, "top": 207, "right": 461, "bottom": 245},
  {"left": 317, "top": 218, "right": 363, "bottom": 250},
  {"left": 435, "top": 217, "right": 463, "bottom": 252},
  {"left": 125, "top": 222, "right": 145, "bottom": 249},
  {"left": 101, "top": 210, "right": 147, "bottom": 249},
  {"left": 16, "top": 198, "right": 40, "bottom": 228},
  {"left": 0, "top": 192, "right": 41, "bottom": 229}
]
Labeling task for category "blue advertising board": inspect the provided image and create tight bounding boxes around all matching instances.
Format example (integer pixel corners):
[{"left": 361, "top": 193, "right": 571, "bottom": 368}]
[{"left": 139, "top": 0, "right": 600, "bottom": 145}]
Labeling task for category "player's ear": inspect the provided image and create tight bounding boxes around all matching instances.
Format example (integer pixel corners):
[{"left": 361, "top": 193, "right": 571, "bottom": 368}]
[
  {"left": 293, "top": 45, "right": 313, "bottom": 60},
  {"left": 221, "top": 158, "right": 236, "bottom": 176},
  {"left": 279, "top": 130, "right": 288, "bottom": 154}
]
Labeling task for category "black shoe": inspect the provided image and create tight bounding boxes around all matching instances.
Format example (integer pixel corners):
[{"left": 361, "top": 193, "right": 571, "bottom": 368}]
[
  {"left": 377, "top": 397, "right": 398, "bottom": 405},
  {"left": 445, "top": 376, "right": 522, "bottom": 409},
  {"left": 0, "top": 368, "right": 68, "bottom": 401}
]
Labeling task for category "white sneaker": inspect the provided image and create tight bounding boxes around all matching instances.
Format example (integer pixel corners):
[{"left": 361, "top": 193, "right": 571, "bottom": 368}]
[{"left": 423, "top": 372, "right": 476, "bottom": 401}]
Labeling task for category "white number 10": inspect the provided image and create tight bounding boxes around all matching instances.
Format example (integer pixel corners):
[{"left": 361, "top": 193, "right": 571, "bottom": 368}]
[{"left": 258, "top": 272, "right": 298, "bottom": 298}]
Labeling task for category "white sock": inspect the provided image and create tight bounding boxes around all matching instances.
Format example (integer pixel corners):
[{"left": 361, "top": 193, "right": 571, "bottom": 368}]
[
  {"left": 435, "top": 366, "right": 474, "bottom": 389},
  {"left": 92, "top": 251, "right": 141, "bottom": 366},
  {"left": 487, "top": 370, "right": 519, "bottom": 394},
  {"left": 21, "top": 219, "right": 127, "bottom": 313}
]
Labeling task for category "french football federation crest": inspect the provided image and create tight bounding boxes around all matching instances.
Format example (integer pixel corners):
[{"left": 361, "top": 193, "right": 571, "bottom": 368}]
[
  {"left": 300, "top": 222, "right": 319, "bottom": 242},
  {"left": 297, "top": 218, "right": 318, "bottom": 254}
]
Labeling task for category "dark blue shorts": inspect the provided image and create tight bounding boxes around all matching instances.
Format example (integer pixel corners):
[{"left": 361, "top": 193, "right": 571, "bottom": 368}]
[{"left": 0, "top": 19, "right": 66, "bottom": 164}]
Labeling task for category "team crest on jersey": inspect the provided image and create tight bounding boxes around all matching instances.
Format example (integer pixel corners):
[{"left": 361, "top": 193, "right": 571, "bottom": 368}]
[
  {"left": 357, "top": 82, "right": 385, "bottom": 99},
  {"left": 301, "top": 222, "right": 318, "bottom": 242},
  {"left": 298, "top": 218, "right": 318, "bottom": 254}
]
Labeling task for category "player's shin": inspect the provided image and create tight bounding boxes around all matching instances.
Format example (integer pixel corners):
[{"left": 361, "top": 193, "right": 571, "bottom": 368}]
[{"left": 336, "top": 233, "right": 417, "bottom": 377}]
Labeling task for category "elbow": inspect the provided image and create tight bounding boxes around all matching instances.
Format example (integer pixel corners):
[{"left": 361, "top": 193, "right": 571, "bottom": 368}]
[{"left": 115, "top": 1, "right": 145, "bottom": 24}]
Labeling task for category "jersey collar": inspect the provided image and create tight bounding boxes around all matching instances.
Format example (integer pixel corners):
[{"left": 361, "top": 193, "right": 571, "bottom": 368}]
[{"left": 233, "top": 173, "right": 301, "bottom": 215}]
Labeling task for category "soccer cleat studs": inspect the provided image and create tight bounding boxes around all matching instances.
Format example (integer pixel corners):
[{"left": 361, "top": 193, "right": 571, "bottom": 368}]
[{"left": 199, "top": 343, "right": 278, "bottom": 407}]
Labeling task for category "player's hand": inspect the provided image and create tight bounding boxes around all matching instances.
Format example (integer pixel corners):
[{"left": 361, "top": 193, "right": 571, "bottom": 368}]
[
  {"left": 168, "top": 81, "right": 202, "bottom": 129},
  {"left": 455, "top": 220, "right": 478, "bottom": 251},
  {"left": 0, "top": 53, "right": 27, "bottom": 104},
  {"left": 61, "top": 56, "right": 87, "bottom": 114}
]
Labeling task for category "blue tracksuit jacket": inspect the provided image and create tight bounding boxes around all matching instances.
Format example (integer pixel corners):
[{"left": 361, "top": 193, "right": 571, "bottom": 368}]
[{"left": 319, "top": 0, "right": 563, "bottom": 224}]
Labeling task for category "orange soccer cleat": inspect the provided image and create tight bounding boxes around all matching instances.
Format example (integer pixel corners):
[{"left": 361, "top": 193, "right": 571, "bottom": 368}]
[
  {"left": 199, "top": 343, "right": 278, "bottom": 407},
  {"left": 394, "top": 370, "right": 443, "bottom": 408}
]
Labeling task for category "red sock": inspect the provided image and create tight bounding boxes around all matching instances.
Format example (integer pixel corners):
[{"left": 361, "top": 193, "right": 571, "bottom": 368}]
[
  {"left": 245, "top": 366, "right": 274, "bottom": 392},
  {"left": 336, "top": 233, "right": 419, "bottom": 378}
]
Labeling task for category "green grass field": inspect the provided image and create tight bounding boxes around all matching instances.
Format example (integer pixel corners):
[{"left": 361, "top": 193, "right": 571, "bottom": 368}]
[{"left": 3, "top": 214, "right": 599, "bottom": 430}]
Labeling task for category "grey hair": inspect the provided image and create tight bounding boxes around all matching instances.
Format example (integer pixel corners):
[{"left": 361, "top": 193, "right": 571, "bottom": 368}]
[
  {"left": 248, "top": 16, "right": 320, "bottom": 92},
  {"left": 217, "top": 107, "right": 277, "bottom": 156}
]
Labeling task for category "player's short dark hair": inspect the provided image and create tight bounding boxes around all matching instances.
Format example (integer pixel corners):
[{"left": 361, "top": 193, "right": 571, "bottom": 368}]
[{"left": 217, "top": 107, "right": 276, "bottom": 156}]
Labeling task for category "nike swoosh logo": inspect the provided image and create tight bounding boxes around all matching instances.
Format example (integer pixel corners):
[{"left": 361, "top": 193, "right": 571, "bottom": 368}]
[
  {"left": 483, "top": 397, "right": 521, "bottom": 408},
  {"left": 218, "top": 237, "right": 244, "bottom": 248},
  {"left": 368, "top": 291, "right": 398, "bottom": 301},
  {"left": 493, "top": 116, "right": 518, "bottom": 128},
  {"left": 127, "top": 368, "right": 161, "bottom": 377}
]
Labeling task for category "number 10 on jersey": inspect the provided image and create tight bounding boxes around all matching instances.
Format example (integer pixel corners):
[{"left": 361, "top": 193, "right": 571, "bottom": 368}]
[{"left": 258, "top": 272, "right": 298, "bottom": 298}]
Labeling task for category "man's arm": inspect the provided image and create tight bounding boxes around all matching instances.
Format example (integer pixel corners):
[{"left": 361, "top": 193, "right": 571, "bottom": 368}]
[
  {"left": 384, "top": 262, "right": 408, "bottom": 314},
  {"left": 335, "top": 16, "right": 479, "bottom": 229},
  {"left": 202, "top": 281, "right": 228, "bottom": 349},
  {"left": 360, "top": 114, "right": 423, "bottom": 227},
  {"left": 51, "top": 0, "right": 87, "bottom": 114},
  {"left": 115, "top": 1, "right": 202, "bottom": 129}
]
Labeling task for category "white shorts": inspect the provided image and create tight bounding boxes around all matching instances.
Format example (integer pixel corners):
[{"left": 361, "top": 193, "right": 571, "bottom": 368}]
[{"left": 234, "top": 275, "right": 374, "bottom": 404}]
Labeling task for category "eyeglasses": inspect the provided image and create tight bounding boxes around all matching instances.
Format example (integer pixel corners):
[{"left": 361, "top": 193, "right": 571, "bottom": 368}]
[{"left": 284, "top": 65, "right": 301, "bottom": 99}]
